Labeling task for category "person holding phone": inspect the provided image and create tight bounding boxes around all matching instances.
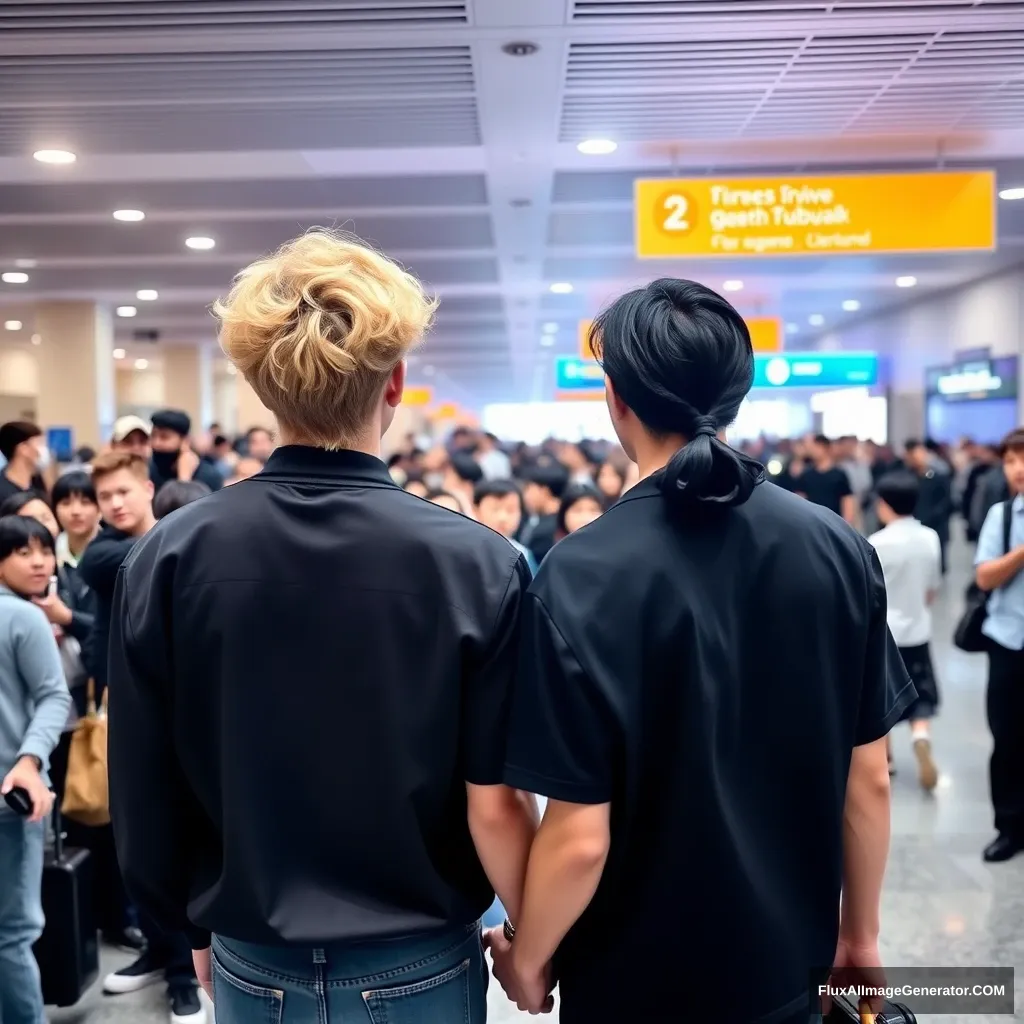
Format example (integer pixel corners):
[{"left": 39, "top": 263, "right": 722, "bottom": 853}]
[{"left": 0, "top": 514, "right": 71, "bottom": 1024}]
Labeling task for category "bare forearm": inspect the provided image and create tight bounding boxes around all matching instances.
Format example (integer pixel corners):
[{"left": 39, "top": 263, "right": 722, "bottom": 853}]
[
  {"left": 977, "top": 548, "right": 1024, "bottom": 591},
  {"left": 512, "top": 820, "right": 608, "bottom": 975},
  {"left": 840, "top": 758, "right": 890, "bottom": 943},
  {"left": 469, "top": 790, "right": 539, "bottom": 923}
]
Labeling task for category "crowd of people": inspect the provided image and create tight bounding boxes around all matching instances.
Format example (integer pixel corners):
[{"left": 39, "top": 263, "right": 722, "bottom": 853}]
[{"left": 0, "top": 228, "right": 1021, "bottom": 1024}]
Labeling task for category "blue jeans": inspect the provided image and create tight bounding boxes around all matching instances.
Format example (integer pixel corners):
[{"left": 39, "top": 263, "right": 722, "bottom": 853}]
[
  {"left": 212, "top": 922, "right": 488, "bottom": 1024},
  {"left": 0, "top": 815, "right": 46, "bottom": 1024}
]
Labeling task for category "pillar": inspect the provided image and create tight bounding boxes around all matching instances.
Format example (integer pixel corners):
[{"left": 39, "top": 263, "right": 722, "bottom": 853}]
[
  {"left": 235, "top": 373, "right": 276, "bottom": 434},
  {"left": 34, "top": 302, "right": 116, "bottom": 450},
  {"left": 162, "top": 345, "right": 214, "bottom": 432}
]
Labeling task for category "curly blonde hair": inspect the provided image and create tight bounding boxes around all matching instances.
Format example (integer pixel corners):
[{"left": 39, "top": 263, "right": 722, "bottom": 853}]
[{"left": 214, "top": 230, "right": 436, "bottom": 448}]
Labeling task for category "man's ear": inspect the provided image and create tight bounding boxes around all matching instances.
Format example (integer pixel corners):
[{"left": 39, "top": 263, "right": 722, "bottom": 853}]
[
  {"left": 384, "top": 361, "right": 406, "bottom": 409},
  {"left": 605, "top": 375, "right": 629, "bottom": 420}
]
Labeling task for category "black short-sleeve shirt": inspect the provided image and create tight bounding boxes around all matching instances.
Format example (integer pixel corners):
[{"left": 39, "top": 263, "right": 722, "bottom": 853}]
[
  {"left": 504, "top": 476, "right": 913, "bottom": 1024},
  {"left": 798, "top": 465, "right": 853, "bottom": 515}
]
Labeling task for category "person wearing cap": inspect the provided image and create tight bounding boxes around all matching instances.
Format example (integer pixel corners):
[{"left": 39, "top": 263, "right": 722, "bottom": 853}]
[
  {"left": 0, "top": 422, "right": 50, "bottom": 505},
  {"left": 148, "top": 409, "right": 223, "bottom": 495},
  {"left": 111, "top": 415, "right": 153, "bottom": 461}
]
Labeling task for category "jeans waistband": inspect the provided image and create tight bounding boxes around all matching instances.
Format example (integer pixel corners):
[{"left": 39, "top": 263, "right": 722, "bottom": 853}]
[{"left": 214, "top": 921, "right": 479, "bottom": 985}]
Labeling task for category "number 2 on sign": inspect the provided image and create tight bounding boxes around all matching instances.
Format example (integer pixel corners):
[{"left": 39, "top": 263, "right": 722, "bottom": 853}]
[{"left": 662, "top": 194, "right": 690, "bottom": 231}]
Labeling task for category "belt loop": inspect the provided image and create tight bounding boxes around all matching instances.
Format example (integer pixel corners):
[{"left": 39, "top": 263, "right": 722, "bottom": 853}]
[{"left": 313, "top": 948, "right": 326, "bottom": 965}]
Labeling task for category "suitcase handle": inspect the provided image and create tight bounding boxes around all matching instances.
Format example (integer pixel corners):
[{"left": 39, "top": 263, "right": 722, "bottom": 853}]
[{"left": 51, "top": 799, "right": 65, "bottom": 863}]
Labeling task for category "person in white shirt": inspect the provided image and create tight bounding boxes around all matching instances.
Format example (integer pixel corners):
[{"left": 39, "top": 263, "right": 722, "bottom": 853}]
[{"left": 869, "top": 470, "right": 942, "bottom": 791}]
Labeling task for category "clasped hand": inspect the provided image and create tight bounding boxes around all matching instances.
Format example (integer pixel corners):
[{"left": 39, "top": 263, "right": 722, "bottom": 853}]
[{"left": 482, "top": 927, "right": 554, "bottom": 1015}]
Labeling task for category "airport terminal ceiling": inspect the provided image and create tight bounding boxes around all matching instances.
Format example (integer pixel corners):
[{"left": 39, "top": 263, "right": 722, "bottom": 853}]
[{"left": 2, "top": 0, "right": 1024, "bottom": 406}]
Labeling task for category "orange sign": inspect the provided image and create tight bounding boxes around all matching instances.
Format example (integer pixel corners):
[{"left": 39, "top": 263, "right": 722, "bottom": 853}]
[
  {"left": 578, "top": 319, "right": 596, "bottom": 359},
  {"left": 403, "top": 386, "right": 434, "bottom": 407},
  {"left": 431, "top": 401, "right": 458, "bottom": 419},
  {"left": 635, "top": 171, "right": 995, "bottom": 258},
  {"left": 747, "top": 317, "right": 782, "bottom": 353},
  {"left": 556, "top": 390, "right": 605, "bottom": 402}
]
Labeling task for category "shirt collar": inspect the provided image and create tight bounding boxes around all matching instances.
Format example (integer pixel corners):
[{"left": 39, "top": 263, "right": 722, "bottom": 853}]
[
  {"left": 1014, "top": 493, "right": 1024, "bottom": 514},
  {"left": 260, "top": 445, "right": 396, "bottom": 487}
]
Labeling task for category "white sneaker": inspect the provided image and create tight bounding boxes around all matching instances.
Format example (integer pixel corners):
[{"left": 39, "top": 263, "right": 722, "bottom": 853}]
[{"left": 103, "top": 952, "right": 164, "bottom": 994}]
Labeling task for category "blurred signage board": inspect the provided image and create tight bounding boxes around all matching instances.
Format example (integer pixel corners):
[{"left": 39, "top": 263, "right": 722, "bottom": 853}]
[
  {"left": 557, "top": 390, "right": 606, "bottom": 402},
  {"left": 635, "top": 171, "right": 995, "bottom": 258},
  {"left": 430, "top": 401, "right": 459, "bottom": 419},
  {"left": 46, "top": 427, "right": 73, "bottom": 462},
  {"left": 556, "top": 356, "right": 604, "bottom": 391},
  {"left": 403, "top": 386, "right": 434, "bottom": 407},
  {"left": 926, "top": 358, "right": 1018, "bottom": 401},
  {"left": 747, "top": 317, "right": 782, "bottom": 353},
  {"left": 753, "top": 352, "right": 878, "bottom": 388},
  {"left": 579, "top": 319, "right": 596, "bottom": 359}
]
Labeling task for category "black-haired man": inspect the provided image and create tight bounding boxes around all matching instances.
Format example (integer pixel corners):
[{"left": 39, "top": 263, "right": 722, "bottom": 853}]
[
  {"left": 149, "top": 410, "right": 222, "bottom": 495},
  {"left": 0, "top": 421, "right": 48, "bottom": 504}
]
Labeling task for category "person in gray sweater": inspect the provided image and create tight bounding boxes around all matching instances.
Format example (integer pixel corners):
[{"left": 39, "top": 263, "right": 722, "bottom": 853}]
[{"left": 0, "top": 514, "right": 71, "bottom": 1024}]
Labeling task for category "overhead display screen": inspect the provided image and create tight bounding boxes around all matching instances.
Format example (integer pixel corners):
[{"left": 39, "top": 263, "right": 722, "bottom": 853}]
[
  {"left": 925, "top": 358, "right": 1018, "bottom": 402},
  {"left": 635, "top": 171, "right": 995, "bottom": 259}
]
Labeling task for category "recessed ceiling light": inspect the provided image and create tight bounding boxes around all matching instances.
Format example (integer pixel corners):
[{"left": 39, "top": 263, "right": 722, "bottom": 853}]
[
  {"left": 185, "top": 236, "right": 216, "bottom": 250},
  {"left": 549, "top": 282, "right": 573, "bottom": 294},
  {"left": 998, "top": 187, "right": 1024, "bottom": 201},
  {"left": 33, "top": 149, "right": 76, "bottom": 165},
  {"left": 786, "top": 323, "right": 799, "bottom": 334},
  {"left": 842, "top": 299, "right": 861, "bottom": 312},
  {"left": 502, "top": 41, "right": 539, "bottom": 57},
  {"left": 540, "top": 335, "right": 556, "bottom": 347},
  {"left": 4, "top": 320, "right": 22, "bottom": 331},
  {"left": 113, "top": 209, "right": 145, "bottom": 222},
  {"left": 112, "top": 348, "right": 126, "bottom": 360},
  {"left": 116, "top": 305, "right": 137, "bottom": 318},
  {"left": 808, "top": 314, "right": 825, "bottom": 326},
  {"left": 136, "top": 289, "right": 158, "bottom": 301},
  {"left": 542, "top": 322, "right": 559, "bottom": 333},
  {"left": 30, "top": 334, "right": 41, "bottom": 346},
  {"left": 723, "top": 280, "right": 744, "bottom": 292},
  {"left": 895, "top": 275, "right": 917, "bottom": 288},
  {"left": 134, "top": 358, "right": 149, "bottom": 370},
  {"left": 577, "top": 138, "right": 618, "bottom": 156},
  {"left": 2, "top": 272, "right": 29, "bottom": 284},
  {"left": 14, "top": 259, "right": 36, "bottom": 269}
]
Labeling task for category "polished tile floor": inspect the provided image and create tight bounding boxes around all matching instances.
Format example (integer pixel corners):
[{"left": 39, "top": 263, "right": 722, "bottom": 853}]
[{"left": 51, "top": 540, "right": 1022, "bottom": 1023}]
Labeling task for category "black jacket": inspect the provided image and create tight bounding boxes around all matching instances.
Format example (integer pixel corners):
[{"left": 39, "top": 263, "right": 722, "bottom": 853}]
[
  {"left": 150, "top": 455, "right": 223, "bottom": 494},
  {"left": 914, "top": 469, "right": 953, "bottom": 539},
  {"left": 78, "top": 526, "right": 137, "bottom": 691}
]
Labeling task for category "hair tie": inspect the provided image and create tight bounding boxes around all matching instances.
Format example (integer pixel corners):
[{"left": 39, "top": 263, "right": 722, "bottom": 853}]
[{"left": 693, "top": 415, "right": 717, "bottom": 438}]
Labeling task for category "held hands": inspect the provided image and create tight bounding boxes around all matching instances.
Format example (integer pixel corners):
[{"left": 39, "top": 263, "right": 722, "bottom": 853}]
[
  {"left": 177, "top": 446, "right": 201, "bottom": 482},
  {"left": 1, "top": 755, "right": 54, "bottom": 823},
  {"left": 823, "top": 936, "right": 886, "bottom": 1019},
  {"left": 193, "top": 948, "right": 213, "bottom": 1000},
  {"left": 483, "top": 927, "right": 554, "bottom": 1015},
  {"left": 33, "top": 592, "right": 73, "bottom": 628}
]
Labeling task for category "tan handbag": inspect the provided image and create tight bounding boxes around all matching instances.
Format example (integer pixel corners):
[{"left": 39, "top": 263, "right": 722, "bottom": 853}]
[{"left": 61, "top": 680, "right": 110, "bottom": 827}]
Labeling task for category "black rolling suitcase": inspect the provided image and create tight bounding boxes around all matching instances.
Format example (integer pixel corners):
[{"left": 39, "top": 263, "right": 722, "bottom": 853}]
[{"left": 33, "top": 805, "right": 99, "bottom": 1007}]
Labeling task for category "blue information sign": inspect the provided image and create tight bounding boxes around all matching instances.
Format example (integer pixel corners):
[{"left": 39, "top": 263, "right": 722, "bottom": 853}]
[
  {"left": 555, "top": 357, "right": 605, "bottom": 391},
  {"left": 753, "top": 352, "right": 878, "bottom": 389}
]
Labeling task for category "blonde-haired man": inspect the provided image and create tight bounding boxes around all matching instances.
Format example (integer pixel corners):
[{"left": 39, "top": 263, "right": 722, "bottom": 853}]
[{"left": 108, "top": 231, "right": 537, "bottom": 1023}]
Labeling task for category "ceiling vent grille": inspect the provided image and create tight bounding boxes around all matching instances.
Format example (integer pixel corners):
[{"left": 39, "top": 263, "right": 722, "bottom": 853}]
[
  {"left": 571, "top": 0, "right": 1018, "bottom": 18},
  {"left": 561, "top": 28, "right": 1024, "bottom": 141},
  {"left": 0, "top": 1, "right": 469, "bottom": 33}
]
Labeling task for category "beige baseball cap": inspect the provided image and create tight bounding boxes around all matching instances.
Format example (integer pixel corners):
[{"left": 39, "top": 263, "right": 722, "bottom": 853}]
[{"left": 112, "top": 415, "right": 152, "bottom": 443}]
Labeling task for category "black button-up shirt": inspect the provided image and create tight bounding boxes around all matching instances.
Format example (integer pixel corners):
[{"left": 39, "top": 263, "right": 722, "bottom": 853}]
[
  {"left": 109, "top": 445, "right": 529, "bottom": 949},
  {"left": 504, "top": 476, "right": 913, "bottom": 1024}
]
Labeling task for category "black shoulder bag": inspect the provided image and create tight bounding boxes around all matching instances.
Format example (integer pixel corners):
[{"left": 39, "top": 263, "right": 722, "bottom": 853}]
[{"left": 954, "top": 499, "right": 1014, "bottom": 653}]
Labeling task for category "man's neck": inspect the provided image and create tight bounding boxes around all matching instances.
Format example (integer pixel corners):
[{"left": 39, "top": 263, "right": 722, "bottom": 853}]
[
  {"left": 815, "top": 458, "right": 833, "bottom": 472},
  {"left": 129, "top": 514, "right": 157, "bottom": 539},
  {"left": 279, "top": 426, "right": 381, "bottom": 459},
  {"left": 633, "top": 432, "right": 698, "bottom": 482},
  {"left": 68, "top": 528, "right": 99, "bottom": 557},
  {"left": 4, "top": 458, "right": 33, "bottom": 489}
]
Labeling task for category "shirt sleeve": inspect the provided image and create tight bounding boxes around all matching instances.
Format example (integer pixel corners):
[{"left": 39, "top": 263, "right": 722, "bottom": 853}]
[
  {"left": 837, "top": 471, "right": 853, "bottom": 498},
  {"left": 975, "top": 502, "right": 1006, "bottom": 565},
  {"left": 108, "top": 541, "right": 211, "bottom": 950},
  {"left": 14, "top": 608, "right": 72, "bottom": 773},
  {"left": 855, "top": 547, "right": 916, "bottom": 746},
  {"left": 461, "top": 554, "right": 531, "bottom": 786},
  {"left": 503, "top": 592, "right": 617, "bottom": 804}
]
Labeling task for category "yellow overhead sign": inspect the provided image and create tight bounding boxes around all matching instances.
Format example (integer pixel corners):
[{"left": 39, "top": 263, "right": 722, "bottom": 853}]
[
  {"left": 403, "top": 386, "right": 434, "bottom": 407},
  {"left": 579, "top": 319, "right": 596, "bottom": 360},
  {"left": 635, "top": 170, "right": 995, "bottom": 259},
  {"left": 746, "top": 317, "right": 782, "bottom": 353}
]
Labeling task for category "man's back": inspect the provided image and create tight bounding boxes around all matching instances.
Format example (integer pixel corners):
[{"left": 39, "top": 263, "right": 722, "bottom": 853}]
[
  {"left": 869, "top": 518, "right": 941, "bottom": 648},
  {"left": 109, "top": 445, "right": 528, "bottom": 949}
]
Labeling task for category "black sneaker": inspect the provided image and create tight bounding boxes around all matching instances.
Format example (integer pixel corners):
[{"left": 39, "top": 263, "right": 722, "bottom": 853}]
[
  {"left": 169, "top": 982, "right": 207, "bottom": 1024},
  {"left": 101, "top": 926, "right": 147, "bottom": 954},
  {"left": 103, "top": 950, "right": 164, "bottom": 994}
]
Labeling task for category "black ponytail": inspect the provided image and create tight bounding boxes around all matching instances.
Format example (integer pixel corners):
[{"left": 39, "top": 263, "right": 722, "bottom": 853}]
[{"left": 591, "top": 278, "right": 764, "bottom": 514}]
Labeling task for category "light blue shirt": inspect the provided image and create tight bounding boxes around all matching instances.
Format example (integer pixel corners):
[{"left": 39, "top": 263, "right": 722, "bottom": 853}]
[{"left": 975, "top": 494, "right": 1024, "bottom": 651}]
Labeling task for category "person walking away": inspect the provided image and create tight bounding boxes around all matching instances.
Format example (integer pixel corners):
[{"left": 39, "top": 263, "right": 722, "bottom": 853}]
[
  {"left": 797, "top": 435, "right": 859, "bottom": 526},
  {"left": 0, "top": 515, "right": 71, "bottom": 1024},
  {"left": 0, "top": 422, "right": 50, "bottom": 504},
  {"left": 974, "top": 428, "right": 1024, "bottom": 863},
  {"left": 148, "top": 409, "right": 223, "bottom": 495},
  {"left": 905, "top": 439, "right": 954, "bottom": 574},
  {"left": 107, "top": 230, "right": 538, "bottom": 1024},
  {"left": 489, "top": 279, "right": 913, "bottom": 1022},
  {"left": 868, "top": 472, "right": 943, "bottom": 789}
]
